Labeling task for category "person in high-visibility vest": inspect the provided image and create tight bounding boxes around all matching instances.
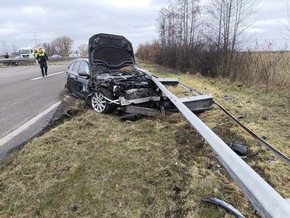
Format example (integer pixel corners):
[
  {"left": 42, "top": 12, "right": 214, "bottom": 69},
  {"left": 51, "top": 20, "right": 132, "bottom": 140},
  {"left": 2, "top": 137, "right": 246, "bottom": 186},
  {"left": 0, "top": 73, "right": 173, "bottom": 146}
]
[
  {"left": 36, "top": 48, "right": 49, "bottom": 77},
  {"left": 34, "top": 49, "right": 38, "bottom": 65}
]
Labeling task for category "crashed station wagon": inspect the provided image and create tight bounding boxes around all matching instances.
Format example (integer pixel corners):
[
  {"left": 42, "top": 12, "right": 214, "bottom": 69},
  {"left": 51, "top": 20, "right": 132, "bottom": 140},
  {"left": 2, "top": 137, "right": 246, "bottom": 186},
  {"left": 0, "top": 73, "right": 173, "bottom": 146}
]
[
  {"left": 65, "top": 33, "right": 213, "bottom": 116},
  {"left": 65, "top": 33, "right": 161, "bottom": 115}
]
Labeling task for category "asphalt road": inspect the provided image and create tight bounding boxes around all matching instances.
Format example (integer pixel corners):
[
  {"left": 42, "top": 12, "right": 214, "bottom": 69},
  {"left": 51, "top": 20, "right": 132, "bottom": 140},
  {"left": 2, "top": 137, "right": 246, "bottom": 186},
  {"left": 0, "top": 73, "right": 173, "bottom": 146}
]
[{"left": 0, "top": 63, "right": 68, "bottom": 162}]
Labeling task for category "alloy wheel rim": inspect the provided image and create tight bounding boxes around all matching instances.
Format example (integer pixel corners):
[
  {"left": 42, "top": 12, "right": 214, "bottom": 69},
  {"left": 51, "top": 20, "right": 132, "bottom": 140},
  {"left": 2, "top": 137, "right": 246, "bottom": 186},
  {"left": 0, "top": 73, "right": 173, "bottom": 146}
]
[{"left": 92, "top": 93, "right": 106, "bottom": 112}]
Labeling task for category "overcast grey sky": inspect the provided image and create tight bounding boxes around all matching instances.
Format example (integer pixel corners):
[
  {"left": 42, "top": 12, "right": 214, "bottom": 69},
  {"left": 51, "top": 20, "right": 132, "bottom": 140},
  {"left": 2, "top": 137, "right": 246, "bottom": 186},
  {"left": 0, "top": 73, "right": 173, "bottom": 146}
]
[
  {"left": 0, "top": 0, "right": 289, "bottom": 54},
  {"left": 248, "top": 0, "right": 290, "bottom": 49}
]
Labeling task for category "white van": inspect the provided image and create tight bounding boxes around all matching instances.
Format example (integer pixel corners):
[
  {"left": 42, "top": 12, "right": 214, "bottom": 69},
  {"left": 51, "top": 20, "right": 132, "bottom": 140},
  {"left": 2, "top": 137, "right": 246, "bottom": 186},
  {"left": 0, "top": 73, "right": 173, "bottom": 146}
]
[{"left": 19, "top": 47, "right": 35, "bottom": 58}]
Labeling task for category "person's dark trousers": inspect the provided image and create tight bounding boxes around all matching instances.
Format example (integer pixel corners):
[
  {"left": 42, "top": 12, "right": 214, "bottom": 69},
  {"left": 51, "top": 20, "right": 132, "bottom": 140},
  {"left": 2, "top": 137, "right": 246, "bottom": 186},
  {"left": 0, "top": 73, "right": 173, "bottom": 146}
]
[{"left": 39, "top": 62, "right": 48, "bottom": 77}]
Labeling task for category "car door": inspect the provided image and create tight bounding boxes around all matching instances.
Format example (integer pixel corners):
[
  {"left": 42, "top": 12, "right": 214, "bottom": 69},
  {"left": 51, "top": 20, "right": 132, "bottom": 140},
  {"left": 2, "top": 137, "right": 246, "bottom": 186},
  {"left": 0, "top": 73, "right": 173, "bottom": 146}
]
[
  {"left": 66, "top": 61, "right": 77, "bottom": 95},
  {"left": 66, "top": 60, "right": 81, "bottom": 97},
  {"left": 74, "top": 60, "right": 90, "bottom": 99}
]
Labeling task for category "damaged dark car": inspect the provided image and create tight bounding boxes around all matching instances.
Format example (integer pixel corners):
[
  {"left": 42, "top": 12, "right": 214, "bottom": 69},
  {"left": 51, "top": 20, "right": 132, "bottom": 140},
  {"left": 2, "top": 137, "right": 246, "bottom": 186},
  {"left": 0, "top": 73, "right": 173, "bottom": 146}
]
[{"left": 65, "top": 33, "right": 162, "bottom": 115}]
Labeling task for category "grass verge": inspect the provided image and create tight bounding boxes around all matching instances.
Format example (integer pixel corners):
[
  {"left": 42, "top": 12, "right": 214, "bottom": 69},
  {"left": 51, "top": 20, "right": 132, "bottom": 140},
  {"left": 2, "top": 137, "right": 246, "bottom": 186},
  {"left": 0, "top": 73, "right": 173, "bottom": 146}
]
[{"left": 0, "top": 61, "right": 289, "bottom": 217}]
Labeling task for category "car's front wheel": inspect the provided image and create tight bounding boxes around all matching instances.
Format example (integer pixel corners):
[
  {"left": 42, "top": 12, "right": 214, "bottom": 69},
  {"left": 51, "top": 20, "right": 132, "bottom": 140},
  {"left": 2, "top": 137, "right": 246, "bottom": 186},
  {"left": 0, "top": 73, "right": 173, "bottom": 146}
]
[{"left": 91, "top": 89, "right": 115, "bottom": 114}]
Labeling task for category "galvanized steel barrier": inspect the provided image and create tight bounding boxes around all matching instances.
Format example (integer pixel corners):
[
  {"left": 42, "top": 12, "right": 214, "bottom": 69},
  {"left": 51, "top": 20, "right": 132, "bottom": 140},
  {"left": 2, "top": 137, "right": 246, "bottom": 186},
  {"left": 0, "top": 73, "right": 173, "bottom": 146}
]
[{"left": 137, "top": 67, "right": 290, "bottom": 218}]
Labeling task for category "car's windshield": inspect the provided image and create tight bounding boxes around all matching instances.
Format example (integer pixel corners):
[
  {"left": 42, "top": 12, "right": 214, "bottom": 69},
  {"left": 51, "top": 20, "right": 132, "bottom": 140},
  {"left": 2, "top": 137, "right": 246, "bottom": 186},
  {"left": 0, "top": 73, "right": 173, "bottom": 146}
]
[{"left": 19, "top": 49, "right": 32, "bottom": 54}]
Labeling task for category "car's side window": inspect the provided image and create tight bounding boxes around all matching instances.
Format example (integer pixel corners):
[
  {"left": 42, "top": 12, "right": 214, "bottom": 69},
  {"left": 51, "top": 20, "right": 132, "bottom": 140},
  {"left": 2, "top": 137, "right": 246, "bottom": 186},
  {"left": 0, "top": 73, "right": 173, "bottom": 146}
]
[
  {"left": 78, "top": 61, "right": 90, "bottom": 75},
  {"left": 72, "top": 61, "right": 81, "bottom": 73},
  {"left": 68, "top": 62, "right": 75, "bottom": 71}
]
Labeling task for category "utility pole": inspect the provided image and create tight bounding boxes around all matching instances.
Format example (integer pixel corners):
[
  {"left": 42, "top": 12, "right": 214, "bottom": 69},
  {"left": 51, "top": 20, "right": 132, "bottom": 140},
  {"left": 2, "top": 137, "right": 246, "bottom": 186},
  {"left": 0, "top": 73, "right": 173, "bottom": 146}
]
[
  {"left": 34, "top": 32, "right": 37, "bottom": 46},
  {"left": 33, "top": 32, "right": 40, "bottom": 47}
]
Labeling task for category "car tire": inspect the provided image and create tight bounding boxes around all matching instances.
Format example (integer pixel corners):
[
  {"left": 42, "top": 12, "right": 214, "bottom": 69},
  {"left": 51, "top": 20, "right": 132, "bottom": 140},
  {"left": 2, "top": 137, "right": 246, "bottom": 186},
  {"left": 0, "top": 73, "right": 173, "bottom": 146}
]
[{"left": 91, "top": 89, "right": 115, "bottom": 114}]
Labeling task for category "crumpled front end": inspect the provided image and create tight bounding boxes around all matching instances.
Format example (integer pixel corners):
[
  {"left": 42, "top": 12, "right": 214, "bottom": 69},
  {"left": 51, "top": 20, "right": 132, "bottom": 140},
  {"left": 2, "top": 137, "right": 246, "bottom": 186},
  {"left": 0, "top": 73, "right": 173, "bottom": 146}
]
[
  {"left": 120, "top": 88, "right": 161, "bottom": 106},
  {"left": 92, "top": 68, "right": 161, "bottom": 107}
]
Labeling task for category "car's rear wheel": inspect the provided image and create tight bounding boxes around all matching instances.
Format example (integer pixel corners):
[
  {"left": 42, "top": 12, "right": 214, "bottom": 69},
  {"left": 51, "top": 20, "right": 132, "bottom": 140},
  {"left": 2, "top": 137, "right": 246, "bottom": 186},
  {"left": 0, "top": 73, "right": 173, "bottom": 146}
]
[{"left": 91, "top": 89, "right": 115, "bottom": 114}]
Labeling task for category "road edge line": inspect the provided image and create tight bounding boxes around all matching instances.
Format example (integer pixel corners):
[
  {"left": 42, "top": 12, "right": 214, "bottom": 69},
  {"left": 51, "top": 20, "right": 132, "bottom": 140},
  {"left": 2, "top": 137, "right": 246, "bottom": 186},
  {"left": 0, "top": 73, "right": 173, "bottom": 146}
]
[{"left": 0, "top": 101, "right": 61, "bottom": 147}]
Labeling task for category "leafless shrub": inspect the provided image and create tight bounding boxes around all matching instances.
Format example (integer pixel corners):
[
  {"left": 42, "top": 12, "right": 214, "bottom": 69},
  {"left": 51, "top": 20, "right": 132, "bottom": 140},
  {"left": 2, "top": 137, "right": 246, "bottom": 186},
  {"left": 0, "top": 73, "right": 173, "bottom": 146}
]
[{"left": 233, "top": 42, "right": 290, "bottom": 93}]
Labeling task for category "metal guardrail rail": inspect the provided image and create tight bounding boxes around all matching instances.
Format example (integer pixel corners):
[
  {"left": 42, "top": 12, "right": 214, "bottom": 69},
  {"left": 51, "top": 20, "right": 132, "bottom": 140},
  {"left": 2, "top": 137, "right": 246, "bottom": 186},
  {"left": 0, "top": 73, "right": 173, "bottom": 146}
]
[
  {"left": 136, "top": 67, "right": 290, "bottom": 218},
  {"left": 0, "top": 58, "right": 35, "bottom": 66},
  {"left": 0, "top": 57, "right": 77, "bottom": 66}
]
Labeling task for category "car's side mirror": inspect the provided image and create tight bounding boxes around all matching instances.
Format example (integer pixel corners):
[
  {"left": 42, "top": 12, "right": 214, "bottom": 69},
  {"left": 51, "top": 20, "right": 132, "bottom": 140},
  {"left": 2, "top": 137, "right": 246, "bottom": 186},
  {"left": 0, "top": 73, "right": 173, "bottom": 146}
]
[{"left": 78, "top": 71, "right": 90, "bottom": 79}]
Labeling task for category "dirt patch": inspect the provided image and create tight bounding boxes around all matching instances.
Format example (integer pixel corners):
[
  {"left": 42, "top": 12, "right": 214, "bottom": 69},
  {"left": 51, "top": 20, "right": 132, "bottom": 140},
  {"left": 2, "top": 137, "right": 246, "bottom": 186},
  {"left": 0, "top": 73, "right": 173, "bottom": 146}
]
[
  {"left": 41, "top": 91, "right": 87, "bottom": 134},
  {"left": 175, "top": 123, "right": 207, "bottom": 162}
]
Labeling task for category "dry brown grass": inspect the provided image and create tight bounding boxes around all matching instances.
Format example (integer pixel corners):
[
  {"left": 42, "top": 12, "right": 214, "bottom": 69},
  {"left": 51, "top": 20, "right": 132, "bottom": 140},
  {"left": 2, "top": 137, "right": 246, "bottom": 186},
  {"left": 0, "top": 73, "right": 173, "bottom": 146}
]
[{"left": 236, "top": 51, "right": 290, "bottom": 95}]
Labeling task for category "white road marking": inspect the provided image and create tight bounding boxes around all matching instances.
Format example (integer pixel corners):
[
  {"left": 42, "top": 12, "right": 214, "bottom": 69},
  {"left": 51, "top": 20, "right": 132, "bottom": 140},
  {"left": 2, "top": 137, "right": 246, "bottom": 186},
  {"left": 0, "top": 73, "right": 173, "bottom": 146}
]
[
  {"left": 31, "top": 71, "right": 65, "bottom": 81},
  {"left": 0, "top": 73, "right": 9, "bottom": 77},
  {"left": 0, "top": 100, "right": 61, "bottom": 147}
]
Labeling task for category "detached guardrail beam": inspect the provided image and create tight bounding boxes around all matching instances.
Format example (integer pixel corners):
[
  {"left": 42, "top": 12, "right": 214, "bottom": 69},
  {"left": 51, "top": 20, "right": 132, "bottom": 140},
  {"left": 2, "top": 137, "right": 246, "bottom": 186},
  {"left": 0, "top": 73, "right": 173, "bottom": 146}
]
[{"left": 137, "top": 67, "right": 290, "bottom": 218}]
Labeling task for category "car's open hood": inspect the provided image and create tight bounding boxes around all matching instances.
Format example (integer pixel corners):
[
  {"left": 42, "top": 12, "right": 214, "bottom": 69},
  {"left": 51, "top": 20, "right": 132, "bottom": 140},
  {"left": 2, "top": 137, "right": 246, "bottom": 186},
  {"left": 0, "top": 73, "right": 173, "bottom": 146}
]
[{"left": 88, "top": 33, "right": 135, "bottom": 73}]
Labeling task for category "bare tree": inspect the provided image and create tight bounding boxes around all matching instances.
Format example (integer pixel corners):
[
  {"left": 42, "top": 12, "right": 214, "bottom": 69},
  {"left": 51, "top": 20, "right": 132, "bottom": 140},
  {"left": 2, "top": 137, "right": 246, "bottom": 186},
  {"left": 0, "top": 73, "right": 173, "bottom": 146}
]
[
  {"left": 157, "top": 7, "right": 178, "bottom": 67},
  {"left": 277, "top": 3, "right": 290, "bottom": 41},
  {"left": 78, "top": 44, "right": 88, "bottom": 57},
  {"left": 207, "top": 0, "right": 255, "bottom": 77},
  {"left": 157, "top": 0, "right": 201, "bottom": 70},
  {"left": 51, "top": 36, "right": 73, "bottom": 56}
]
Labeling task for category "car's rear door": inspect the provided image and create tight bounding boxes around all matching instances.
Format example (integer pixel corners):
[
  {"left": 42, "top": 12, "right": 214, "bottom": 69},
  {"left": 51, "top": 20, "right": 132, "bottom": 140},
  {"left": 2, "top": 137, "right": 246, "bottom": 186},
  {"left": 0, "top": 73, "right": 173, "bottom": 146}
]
[
  {"left": 66, "top": 61, "right": 77, "bottom": 95},
  {"left": 66, "top": 59, "right": 91, "bottom": 99},
  {"left": 66, "top": 60, "right": 81, "bottom": 97},
  {"left": 74, "top": 60, "right": 90, "bottom": 98}
]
